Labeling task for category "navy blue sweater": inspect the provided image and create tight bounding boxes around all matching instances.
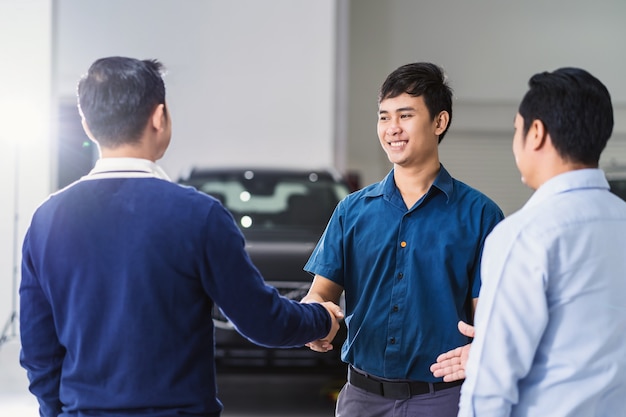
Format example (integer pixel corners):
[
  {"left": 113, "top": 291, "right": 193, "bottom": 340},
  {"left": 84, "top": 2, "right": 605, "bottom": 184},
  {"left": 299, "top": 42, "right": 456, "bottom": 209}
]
[{"left": 19, "top": 177, "right": 330, "bottom": 416}]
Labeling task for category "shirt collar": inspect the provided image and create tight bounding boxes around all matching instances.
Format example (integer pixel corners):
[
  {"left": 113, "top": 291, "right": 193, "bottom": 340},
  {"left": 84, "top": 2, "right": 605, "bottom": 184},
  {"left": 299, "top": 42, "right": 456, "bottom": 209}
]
[
  {"left": 432, "top": 164, "right": 454, "bottom": 201},
  {"left": 523, "top": 168, "right": 609, "bottom": 210},
  {"left": 82, "top": 158, "right": 172, "bottom": 182},
  {"left": 364, "top": 164, "right": 454, "bottom": 202}
]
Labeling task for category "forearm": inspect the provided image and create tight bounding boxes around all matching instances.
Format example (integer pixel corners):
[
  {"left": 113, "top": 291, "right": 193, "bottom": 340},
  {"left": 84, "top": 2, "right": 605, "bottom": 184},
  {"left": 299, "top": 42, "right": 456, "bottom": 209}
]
[
  {"left": 301, "top": 275, "right": 343, "bottom": 305},
  {"left": 224, "top": 275, "right": 331, "bottom": 348},
  {"left": 20, "top": 237, "right": 67, "bottom": 415},
  {"left": 20, "top": 312, "right": 64, "bottom": 415},
  {"left": 20, "top": 263, "right": 64, "bottom": 414},
  {"left": 300, "top": 292, "right": 328, "bottom": 303}
]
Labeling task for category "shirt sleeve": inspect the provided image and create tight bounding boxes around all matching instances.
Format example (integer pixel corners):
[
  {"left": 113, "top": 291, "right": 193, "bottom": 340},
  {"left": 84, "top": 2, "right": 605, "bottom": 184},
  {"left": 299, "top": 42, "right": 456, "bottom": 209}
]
[
  {"left": 471, "top": 205, "right": 505, "bottom": 299},
  {"left": 458, "top": 226, "right": 549, "bottom": 417},
  {"left": 19, "top": 228, "right": 65, "bottom": 417},
  {"left": 198, "top": 204, "right": 331, "bottom": 348},
  {"left": 303, "top": 199, "right": 345, "bottom": 285}
]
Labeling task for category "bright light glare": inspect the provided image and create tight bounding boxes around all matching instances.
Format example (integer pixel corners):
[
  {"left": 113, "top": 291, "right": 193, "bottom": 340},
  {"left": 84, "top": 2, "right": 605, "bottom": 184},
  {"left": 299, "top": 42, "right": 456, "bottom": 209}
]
[
  {"left": 240, "top": 215, "right": 252, "bottom": 228},
  {"left": 240, "top": 191, "right": 251, "bottom": 202},
  {"left": 0, "top": 97, "right": 49, "bottom": 148}
]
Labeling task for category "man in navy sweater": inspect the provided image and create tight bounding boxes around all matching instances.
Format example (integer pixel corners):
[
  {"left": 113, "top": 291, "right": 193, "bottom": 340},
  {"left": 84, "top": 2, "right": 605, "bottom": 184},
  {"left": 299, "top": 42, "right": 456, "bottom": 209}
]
[{"left": 19, "top": 56, "right": 343, "bottom": 417}]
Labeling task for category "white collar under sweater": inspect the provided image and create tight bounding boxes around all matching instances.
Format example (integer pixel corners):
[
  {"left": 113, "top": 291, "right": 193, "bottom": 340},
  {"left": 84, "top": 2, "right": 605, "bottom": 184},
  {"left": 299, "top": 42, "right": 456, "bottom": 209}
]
[{"left": 82, "top": 158, "right": 172, "bottom": 182}]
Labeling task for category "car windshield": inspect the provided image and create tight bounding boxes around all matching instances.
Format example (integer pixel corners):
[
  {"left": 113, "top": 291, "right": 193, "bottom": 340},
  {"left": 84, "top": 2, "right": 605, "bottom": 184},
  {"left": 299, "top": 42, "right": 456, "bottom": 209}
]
[{"left": 182, "top": 170, "right": 350, "bottom": 234}]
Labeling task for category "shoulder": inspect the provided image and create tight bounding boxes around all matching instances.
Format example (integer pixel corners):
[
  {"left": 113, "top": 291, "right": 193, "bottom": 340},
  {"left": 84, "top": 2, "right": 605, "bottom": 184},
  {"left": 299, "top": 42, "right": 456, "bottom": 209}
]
[
  {"left": 484, "top": 205, "right": 543, "bottom": 255},
  {"left": 336, "top": 181, "right": 385, "bottom": 211},
  {"left": 436, "top": 166, "right": 501, "bottom": 214},
  {"left": 451, "top": 178, "right": 496, "bottom": 204},
  {"left": 450, "top": 178, "right": 503, "bottom": 219},
  {"left": 162, "top": 181, "right": 233, "bottom": 220},
  {"left": 36, "top": 178, "right": 226, "bottom": 220},
  {"left": 30, "top": 180, "right": 82, "bottom": 218},
  {"left": 168, "top": 181, "right": 218, "bottom": 201}
]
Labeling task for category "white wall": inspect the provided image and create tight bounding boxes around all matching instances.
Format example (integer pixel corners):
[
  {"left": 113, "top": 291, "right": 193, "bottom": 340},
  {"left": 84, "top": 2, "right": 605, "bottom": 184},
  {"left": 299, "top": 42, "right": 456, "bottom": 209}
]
[
  {"left": 346, "top": 0, "right": 626, "bottom": 214},
  {"left": 0, "top": 0, "right": 52, "bottom": 344},
  {"left": 54, "top": 0, "right": 338, "bottom": 181}
]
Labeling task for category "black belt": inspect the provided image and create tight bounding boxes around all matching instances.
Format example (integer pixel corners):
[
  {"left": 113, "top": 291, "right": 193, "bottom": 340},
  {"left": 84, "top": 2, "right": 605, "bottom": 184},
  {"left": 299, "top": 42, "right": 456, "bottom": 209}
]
[{"left": 348, "top": 366, "right": 463, "bottom": 400}]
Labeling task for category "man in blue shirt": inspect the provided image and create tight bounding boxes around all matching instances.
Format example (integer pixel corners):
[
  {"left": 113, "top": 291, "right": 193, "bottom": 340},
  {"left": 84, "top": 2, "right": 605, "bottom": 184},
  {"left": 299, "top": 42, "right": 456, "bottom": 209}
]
[
  {"left": 432, "top": 68, "right": 626, "bottom": 416},
  {"left": 19, "top": 56, "right": 343, "bottom": 417},
  {"left": 301, "top": 62, "right": 503, "bottom": 417}
]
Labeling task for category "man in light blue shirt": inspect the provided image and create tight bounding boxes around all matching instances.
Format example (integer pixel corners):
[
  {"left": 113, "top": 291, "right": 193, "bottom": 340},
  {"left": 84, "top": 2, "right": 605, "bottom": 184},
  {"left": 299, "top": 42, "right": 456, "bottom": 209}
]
[{"left": 432, "top": 67, "right": 626, "bottom": 416}]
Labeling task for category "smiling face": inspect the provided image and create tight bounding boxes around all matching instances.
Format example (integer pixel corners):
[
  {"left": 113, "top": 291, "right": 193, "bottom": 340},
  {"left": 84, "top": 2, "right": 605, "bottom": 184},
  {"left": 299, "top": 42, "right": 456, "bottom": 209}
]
[{"left": 377, "top": 93, "right": 446, "bottom": 169}]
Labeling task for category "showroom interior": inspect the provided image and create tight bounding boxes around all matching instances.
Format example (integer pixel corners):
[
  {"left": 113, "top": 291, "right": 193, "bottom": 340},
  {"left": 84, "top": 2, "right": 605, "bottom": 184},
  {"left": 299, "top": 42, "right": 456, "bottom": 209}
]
[{"left": 1, "top": 0, "right": 625, "bottom": 415}]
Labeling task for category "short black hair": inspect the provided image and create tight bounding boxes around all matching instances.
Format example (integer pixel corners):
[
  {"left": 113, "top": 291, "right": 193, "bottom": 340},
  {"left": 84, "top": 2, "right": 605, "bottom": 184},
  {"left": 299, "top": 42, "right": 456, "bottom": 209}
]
[
  {"left": 378, "top": 62, "right": 453, "bottom": 143},
  {"left": 518, "top": 67, "right": 613, "bottom": 165},
  {"left": 77, "top": 56, "right": 166, "bottom": 148}
]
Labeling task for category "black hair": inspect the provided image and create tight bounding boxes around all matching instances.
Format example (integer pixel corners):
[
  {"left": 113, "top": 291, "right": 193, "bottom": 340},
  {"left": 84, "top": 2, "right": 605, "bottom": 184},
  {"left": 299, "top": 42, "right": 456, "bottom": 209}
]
[
  {"left": 378, "top": 62, "right": 453, "bottom": 143},
  {"left": 518, "top": 67, "right": 613, "bottom": 165},
  {"left": 77, "top": 56, "right": 166, "bottom": 148}
]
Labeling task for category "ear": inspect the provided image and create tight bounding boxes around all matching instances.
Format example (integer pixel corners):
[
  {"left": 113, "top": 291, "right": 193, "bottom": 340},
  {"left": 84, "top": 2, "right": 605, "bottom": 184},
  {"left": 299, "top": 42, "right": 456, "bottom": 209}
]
[
  {"left": 528, "top": 119, "right": 548, "bottom": 151},
  {"left": 81, "top": 117, "right": 97, "bottom": 142},
  {"left": 151, "top": 103, "right": 166, "bottom": 132},
  {"left": 434, "top": 111, "right": 450, "bottom": 136}
]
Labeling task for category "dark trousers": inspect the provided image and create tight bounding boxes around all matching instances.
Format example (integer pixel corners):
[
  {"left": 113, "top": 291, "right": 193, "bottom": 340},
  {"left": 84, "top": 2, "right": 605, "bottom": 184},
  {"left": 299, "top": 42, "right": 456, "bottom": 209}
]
[{"left": 336, "top": 371, "right": 462, "bottom": 417}]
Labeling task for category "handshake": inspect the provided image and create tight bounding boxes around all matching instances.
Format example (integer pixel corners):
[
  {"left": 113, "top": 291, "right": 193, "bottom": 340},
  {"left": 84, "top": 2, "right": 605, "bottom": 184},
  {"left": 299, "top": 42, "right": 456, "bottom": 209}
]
[{"left": 301, "top": 299, "right": 345, "bottom": 353}]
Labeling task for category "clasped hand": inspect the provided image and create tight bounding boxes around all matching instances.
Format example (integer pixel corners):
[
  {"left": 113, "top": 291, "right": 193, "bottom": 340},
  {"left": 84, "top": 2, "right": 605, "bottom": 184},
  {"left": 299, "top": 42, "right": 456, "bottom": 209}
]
[{"left": 304, "top": 301, "right": 344, "bottom": 353}]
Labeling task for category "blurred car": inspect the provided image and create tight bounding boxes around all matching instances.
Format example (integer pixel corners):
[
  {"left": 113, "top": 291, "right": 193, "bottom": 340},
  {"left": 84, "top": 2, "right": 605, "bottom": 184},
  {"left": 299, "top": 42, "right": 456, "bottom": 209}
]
[
  {"left": 605, "top": 163, "right": 626, "bottom": 201},
  {"left": 178, "top": 167, "right": 352, "bottom": 371}
]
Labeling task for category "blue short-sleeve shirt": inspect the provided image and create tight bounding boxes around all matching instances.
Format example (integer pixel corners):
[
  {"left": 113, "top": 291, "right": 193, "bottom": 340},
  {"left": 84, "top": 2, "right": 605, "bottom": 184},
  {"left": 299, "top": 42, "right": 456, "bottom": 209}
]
[{"left": 304, "top": 166, "right": 504, "bottom": 381}]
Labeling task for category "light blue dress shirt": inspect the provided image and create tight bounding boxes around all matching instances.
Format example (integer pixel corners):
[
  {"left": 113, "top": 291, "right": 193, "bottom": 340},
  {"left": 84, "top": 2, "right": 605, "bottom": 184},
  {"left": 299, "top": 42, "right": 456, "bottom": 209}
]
[{"left": 459, "top": 169, "right": 626, "bottom": 417}]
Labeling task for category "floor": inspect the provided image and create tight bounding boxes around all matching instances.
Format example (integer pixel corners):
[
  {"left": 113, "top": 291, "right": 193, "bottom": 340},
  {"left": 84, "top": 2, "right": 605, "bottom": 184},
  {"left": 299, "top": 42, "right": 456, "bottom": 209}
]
[{"left": 0, "top": 337, "right": 344, "bottom": 416}]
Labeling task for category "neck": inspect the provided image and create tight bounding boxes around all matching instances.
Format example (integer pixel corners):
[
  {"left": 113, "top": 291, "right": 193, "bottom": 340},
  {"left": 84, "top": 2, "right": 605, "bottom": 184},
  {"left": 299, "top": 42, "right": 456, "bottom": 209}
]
[
  {"left": 529, "top": 154, "right": 594, "bottom": 190},
  {"left": 393, "top": 162, "right": 441, "bottom": 209},
  {"left": 393, "top": 161, "right": 440, "bottom": 193},
  {"left": 100, "top": 141, "right": 158, "bottom": 162}
]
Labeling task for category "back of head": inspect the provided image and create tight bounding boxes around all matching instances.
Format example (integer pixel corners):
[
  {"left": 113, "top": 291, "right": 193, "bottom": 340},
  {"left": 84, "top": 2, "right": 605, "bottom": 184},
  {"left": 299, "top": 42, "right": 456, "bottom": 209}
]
[
  {"left": 378, "top": 62, "right": 453, "bottom": 142},
  {"left": 518, "top": 67, "right": 614, "bottom": 166},
  {"left": 77, "top": 56, "right": 166, "bottom": 148}
]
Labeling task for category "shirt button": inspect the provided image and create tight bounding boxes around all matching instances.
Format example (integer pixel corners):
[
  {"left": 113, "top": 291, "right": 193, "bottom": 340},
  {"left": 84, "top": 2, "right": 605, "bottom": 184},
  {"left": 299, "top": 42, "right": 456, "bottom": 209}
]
[
  {"left": 400, "top": 241, "right": 407, "bottom": 248},
  {"left": 398, "top": 272, "right": 404, "bottom": 279},
  {"left": 390, "top": 337, "right": 396, "bottom": 344},
  {"left": 393, "top": 305, "right": 399, "bottom": 312}
]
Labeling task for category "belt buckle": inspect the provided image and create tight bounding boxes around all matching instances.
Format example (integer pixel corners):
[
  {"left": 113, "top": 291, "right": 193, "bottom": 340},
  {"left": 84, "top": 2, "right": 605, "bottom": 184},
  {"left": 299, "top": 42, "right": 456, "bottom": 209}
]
[{"left": 382, "top": 381, "right": 411, "bottom": 400}]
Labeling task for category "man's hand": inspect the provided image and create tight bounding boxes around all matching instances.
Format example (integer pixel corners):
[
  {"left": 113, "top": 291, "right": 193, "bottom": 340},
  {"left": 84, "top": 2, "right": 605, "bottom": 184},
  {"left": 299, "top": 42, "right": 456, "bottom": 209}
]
[
  {"left": 430, "top": 321, "right": 475, "bottom": 382},
  {"left": 304, "top": 301, "right": 344, "bottom": 353},
  {"left": 300, "top": 275, "right": 345, "bottom": 353}
]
